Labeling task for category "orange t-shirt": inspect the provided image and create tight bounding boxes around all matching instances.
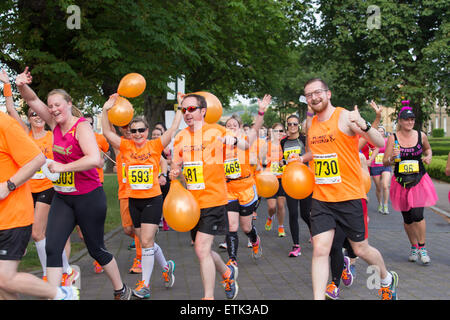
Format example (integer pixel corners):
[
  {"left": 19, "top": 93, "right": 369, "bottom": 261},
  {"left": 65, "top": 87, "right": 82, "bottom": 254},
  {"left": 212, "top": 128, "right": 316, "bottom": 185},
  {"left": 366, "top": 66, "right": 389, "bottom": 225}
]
[
  {"left": 119, "top": 137, "right": 163, "bottom": 199},
  {"left": 225, "top": 135, "right": 255, "bottom": 192},
  {"left": 95, "top": 133, "right": 109, "bottom": 183},
  {"left": 116, "top": 152, "right": 130, "bottom": 200},
  {"left": 0, "top": 112, "right": 42, "bottom": 230},
  {"left": 173, "top": 123, "right": 228, "bottom": 209},
  {"left": 28, "top": 130, "right": 54, "bottom": 193},
  {"left": 307, "top": 107, "right": 366, "bottom": 202},
  {"left": 266, "top": 140, "right": 283, "bottom": 179}
]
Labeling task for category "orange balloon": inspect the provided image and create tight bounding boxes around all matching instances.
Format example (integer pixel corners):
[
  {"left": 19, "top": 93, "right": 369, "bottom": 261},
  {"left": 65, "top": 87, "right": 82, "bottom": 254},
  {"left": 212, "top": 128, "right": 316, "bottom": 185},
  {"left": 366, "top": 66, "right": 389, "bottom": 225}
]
[
  {"left": 281, "top": 161, "right": 315, "bottom": 199},
  {"left": 255, "top": 171, "right": 279, "bottom": 198},
  {"left": 117, "top": 73, "right": 146, "bottom": 98},
  {"left": 108, "top": 96, "right": 134, "bottom": 126},
  {"left": 194, "top": 91, "right": 223, "bottom": 123},
  {"left": 363, "top": 170, "right": 371, "bottom": 194},
  {"left": 163, "top": 179, "right": 200, "bottom": 232}
]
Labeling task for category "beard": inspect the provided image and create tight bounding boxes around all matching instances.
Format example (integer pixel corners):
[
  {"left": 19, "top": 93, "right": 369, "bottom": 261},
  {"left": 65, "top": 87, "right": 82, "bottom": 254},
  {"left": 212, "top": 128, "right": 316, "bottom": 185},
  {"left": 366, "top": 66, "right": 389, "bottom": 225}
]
[{"left": 309, "top": 97, "right": 329, "bottom": 114}]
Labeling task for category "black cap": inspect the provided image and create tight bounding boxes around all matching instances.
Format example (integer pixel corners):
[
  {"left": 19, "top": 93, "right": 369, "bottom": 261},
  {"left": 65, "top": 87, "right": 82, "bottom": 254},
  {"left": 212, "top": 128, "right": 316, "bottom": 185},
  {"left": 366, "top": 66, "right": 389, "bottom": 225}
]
[{"left": 399, "top": 108, "right": 415, "bottom": 119}]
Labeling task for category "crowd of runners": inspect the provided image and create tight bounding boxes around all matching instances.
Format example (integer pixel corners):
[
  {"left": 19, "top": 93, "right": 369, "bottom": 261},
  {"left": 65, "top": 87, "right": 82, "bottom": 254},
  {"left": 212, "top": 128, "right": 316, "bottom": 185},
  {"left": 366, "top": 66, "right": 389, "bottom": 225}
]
[{"left": 0, "top": 68, "right": 444, "bottom": 300}]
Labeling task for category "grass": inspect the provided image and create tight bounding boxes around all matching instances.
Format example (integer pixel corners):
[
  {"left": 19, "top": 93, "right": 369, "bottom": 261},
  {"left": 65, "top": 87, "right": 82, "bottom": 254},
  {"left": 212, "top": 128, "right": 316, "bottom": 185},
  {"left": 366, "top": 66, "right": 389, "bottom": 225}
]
[
  {"left": 19, "top": 174, "right": 122, "bottom": 273},
  {"left": 428, "top": 137, "right": 450, "bottom": 156}
]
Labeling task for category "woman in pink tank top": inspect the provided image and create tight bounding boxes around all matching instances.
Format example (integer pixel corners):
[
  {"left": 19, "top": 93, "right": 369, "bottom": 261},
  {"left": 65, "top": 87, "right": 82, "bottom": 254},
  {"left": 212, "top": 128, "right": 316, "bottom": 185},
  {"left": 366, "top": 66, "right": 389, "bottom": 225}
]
[{"left": 17, "top": 67, "right": 132, "bottom": 299}]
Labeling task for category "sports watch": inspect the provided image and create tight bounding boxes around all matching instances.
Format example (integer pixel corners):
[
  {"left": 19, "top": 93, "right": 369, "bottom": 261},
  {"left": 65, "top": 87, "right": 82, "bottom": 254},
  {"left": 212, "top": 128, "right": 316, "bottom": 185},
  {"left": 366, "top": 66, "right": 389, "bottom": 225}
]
[{"left": 7, "top": 180, "right": 16, "bottom": 191}]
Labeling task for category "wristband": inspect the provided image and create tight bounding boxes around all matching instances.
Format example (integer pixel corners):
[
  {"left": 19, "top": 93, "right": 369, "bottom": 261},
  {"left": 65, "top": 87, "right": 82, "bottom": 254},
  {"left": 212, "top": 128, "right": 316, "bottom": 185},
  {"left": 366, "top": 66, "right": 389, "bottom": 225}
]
[
  {"left": 258, "top": 110, "right": 265, "bottom": 116},
  {"left": 3, "top": 83, "right": 12, "bottom": 97}
]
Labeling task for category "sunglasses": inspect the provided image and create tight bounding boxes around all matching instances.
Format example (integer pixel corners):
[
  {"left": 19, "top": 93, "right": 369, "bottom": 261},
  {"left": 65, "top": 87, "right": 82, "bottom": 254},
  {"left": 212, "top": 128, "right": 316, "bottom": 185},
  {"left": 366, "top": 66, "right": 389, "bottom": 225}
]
[
  {"left": 287, "top": 122, "right": 298, "bottom": 126},
  {"left": 273, "top": 129, "right": 284, "bottom": 133},
  {"left": 181, "top": 106, "right": 203, "bottom": 114},
  {"left": 29, "top": 112, "right": 38, "bottom": 117},
  {"left": 130, "top": 128, "right": 147, "bottom": 134}
]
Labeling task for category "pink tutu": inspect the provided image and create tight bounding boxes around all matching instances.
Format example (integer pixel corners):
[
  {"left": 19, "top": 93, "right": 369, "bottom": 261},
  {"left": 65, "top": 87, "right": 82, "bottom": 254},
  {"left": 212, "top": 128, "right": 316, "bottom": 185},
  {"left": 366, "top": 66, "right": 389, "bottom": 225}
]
[{"left": 390, "top": 173, "right": 438, "bottom": 212}]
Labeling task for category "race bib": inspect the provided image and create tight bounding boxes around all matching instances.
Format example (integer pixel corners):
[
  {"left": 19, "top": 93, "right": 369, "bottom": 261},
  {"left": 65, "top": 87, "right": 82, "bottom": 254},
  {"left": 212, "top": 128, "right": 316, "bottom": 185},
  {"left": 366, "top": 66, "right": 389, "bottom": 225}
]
[
  {"left": 183, "top": 161, "right": 205, "bottom": 190},
  {"left": 375, "top": 153, "right": 384, "bottom": 165},
  {"left": 313, "top": 153, "right": 341, "bottom": 184},
  {"left": 32, "top": 168, "right": 46, "bottom": 180},
  {"left": 398, "top": 160, "right": 419, "bottom": 174},
  {"left": 128, "top": 165, "right": 153, "bottom": 190},
  {"left": 53, "top": 171, "right": 76, "bottom": 192},
  {"left": 270, "top": 162, "right": 284, "bottom": 176},
  {"left": 283, "top": 147, "right": 301, "bottom": 160},
  {"left": 224, "top": 158, "right": 241, "bottom": 179}
]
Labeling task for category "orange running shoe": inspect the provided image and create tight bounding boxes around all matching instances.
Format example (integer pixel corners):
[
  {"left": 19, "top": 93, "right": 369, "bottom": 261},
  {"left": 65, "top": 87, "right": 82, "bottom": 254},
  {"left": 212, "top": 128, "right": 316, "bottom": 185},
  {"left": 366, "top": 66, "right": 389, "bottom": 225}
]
[
  {"left": 93, "top": 261, "right": 103, "bottom": 274},
  {"left": 129, "top": 258, "right": 142, "bottom": 274}
]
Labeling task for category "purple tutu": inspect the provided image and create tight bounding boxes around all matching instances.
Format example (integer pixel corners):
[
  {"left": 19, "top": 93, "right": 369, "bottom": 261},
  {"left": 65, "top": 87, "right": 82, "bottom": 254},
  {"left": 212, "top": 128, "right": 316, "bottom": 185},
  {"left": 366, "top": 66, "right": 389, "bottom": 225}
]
[{"left": 390, "top": 173, "right": 438, "bottom": 212}]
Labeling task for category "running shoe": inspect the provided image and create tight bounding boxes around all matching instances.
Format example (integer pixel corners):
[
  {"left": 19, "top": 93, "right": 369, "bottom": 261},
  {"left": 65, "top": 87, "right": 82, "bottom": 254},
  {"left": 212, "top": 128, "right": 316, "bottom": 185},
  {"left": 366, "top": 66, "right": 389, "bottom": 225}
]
[
  {"left": 128, "top": 240, "right": 136, "bottom": 250},
  {"left": 114, "top": 284, "right": 132, "bottom": 300},
  {"left": 59, "top": 286, "right": 80, "bottom": 300},
  {"left": 61, "top": 268, "right": 79, "bottom": 287},
  {"left": 42, "top": 276, "right": 47, "bottom": 282},
  {"left": 325, "top": 282, "right": 340, "bottom": 300},
  {"left": 378, "top": 271, "right": 399, "bottom": 300},
  {"left": 162, "top": 219, "right": 169, "bottom": 231},
  {"left": 341, "top": 256, "right": 354, "bottom": 287},
  {"left": 418, "top": 247, "right": 430, "bottom": 265},
  {"left": 383, "top": 204, "right": 390, "bottom": 215},
  {"left": 265, "top": 218, "right": 273, "bottom": 231},
  {"left": 378, "top": 203, "right": 383, "bottom": 213},
  {"left": 408, "top": 246, "right": 419, "bottom": 262},
  {"left": 251, "top": 236, "right": 262, "bottom": 260},
  {"left": 162, "top": 260, "right": 175, "bottom": 288},
  {"left": 219, "top": 242, "right": 227, "bottom": 250},
  {"left": 278, "top": 226, "right": 286, "bottom": 237},
  {"left": 247, "top": 239, "right": 252, "bottom": 248},
  {"left": 93, "top": 260, "right": 104, "bottom": 274},
  {"left": 129, "top": 258, "right": 142, "bottom": 274},
  {"left": 288, "top": 245, "right": 301, "bottom": 257},
  {"left": 222, "top": 264, "right": 238, "bottom": 300},
  {"left": 133, "top": 280, "right": 151, "bottom": 299}
]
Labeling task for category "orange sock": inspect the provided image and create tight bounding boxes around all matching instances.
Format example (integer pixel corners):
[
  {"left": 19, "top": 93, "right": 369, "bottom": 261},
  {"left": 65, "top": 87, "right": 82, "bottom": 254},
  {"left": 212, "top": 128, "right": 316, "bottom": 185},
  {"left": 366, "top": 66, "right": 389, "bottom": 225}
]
[{"left": 135, "top": 235, "right": 142, "bottom": 260}]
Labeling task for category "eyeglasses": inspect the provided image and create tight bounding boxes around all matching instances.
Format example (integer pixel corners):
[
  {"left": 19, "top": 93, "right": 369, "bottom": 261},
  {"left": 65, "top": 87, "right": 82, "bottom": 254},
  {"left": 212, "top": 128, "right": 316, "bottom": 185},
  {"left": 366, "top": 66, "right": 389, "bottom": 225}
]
[
  {"left": 273, "top": 129, "right": 284, "bottom": 133},
  {"left": 181, "top": 106, "right": 203, "bottom": 114},
  {"left": 304, "top": 89, "right": 328, "bottom": 99},
  {"left": 130, "top": 128, "right": 147, "bottom": 134},
  {"left": 287, "top": 122, "right": 298, "bottom": 126},
  {"left": 29, "top": 112, "right": 38, "bottom": 117}
]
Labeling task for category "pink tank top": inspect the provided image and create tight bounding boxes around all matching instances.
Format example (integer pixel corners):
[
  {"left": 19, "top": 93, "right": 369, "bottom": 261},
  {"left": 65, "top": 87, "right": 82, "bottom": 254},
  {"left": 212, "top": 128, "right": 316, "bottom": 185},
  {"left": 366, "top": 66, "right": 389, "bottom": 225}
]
[{"left": 52, "top": 118, "right": 101, "bottom": 195}]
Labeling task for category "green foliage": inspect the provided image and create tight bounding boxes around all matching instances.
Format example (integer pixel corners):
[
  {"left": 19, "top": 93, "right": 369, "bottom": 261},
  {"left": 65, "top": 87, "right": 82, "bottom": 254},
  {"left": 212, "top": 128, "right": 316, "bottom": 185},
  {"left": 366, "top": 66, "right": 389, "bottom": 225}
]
[
  {"left": 429, "top": 137, "right": 450, "bottom": 156},
  {"left": 432, "top": 128, "right": 445, "bottom": 138},
  {"left": 424, "top": 156, "right": 450, "bottom": 183}
]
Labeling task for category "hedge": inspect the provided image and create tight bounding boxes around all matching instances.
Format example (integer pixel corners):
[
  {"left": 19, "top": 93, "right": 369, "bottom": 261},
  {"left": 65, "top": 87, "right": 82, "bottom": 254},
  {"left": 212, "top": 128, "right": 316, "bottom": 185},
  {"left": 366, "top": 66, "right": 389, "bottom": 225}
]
[{"left": 424, "top": 155, "right": 450, "bottom": 183}]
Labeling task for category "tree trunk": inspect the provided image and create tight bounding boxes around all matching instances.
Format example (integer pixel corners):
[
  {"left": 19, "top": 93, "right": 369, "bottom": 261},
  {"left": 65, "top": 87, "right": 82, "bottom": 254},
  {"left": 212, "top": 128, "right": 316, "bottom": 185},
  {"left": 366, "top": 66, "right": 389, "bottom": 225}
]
[{"left": 143, "top": 94, "right": 176, "bottom": 130}]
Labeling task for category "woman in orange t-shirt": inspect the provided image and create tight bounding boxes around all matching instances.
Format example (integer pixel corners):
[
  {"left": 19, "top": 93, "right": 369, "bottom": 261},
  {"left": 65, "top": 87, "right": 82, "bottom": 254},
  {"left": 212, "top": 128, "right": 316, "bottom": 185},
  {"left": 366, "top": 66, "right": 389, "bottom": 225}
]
[
  {"left": 264, "top": 122, "right": 287, "bottom": 237},
  {"left": 101, "top": 93, "right": 182, "bottom": 299}
]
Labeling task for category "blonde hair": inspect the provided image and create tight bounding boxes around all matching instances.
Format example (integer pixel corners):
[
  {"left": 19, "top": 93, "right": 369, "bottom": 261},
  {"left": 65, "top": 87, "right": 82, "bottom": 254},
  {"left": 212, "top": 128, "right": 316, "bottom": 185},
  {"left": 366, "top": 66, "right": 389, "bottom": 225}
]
[
  {"left": 47, "top": 89, "right": 84, "bottom": 118},
  {"left": 225, "top": 114, "right": 243, "bottom": 128}
]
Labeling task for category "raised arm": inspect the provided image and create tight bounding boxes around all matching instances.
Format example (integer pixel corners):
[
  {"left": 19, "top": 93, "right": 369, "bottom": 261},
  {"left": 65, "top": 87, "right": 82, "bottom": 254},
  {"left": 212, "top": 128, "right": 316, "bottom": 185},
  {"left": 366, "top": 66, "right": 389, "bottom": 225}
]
[
  {"left": 15, "top": 67, "right": 56, "bottom": 128},
  {"left": 101, "top": 93, "right": 122, "bottom": 150},
  {"left": 1, "top": 69, "right": 29, "bottom": 132},
  {"left": 248, "top": 94, "right": 271, "bottom": 147},
  {"left": 160, "top": 93, "right": 184, "bottom": 148}
]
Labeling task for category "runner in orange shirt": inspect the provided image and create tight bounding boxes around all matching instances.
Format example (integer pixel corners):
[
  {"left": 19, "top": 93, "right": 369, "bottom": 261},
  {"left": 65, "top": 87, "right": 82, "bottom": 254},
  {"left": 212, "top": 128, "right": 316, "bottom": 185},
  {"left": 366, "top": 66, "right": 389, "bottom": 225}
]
[
  {"left": 301, "top": 78, "right": 398, "bottom": 300},
  {"left": 0, "top": 109, "right": 78, "bottom": 300},
  {"left": 221, "top": 95, "right": 270, "bottom": 266},
  {"left": 101, "top": 93, "right": 181, "bottom": 299},
  {"left": 0, "top": 69, "right": 75, "bottom": 284},
  {"left": 170, "top": 93, "right": 239, "bottom": 300},
  {"left": 264, "top": 122, "right": 287, "bottom": 237}
]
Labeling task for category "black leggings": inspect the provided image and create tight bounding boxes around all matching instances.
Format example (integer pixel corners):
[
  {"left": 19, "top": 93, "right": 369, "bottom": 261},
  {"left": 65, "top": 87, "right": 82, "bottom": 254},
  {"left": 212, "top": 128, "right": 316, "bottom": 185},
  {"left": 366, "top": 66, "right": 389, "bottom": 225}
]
[
  {"left": 285, "top": 193, "right": 312, "bottom": 245},
  {"left": 329, "top": 224, "right": 357, "bottom": 287},
  {"left": 401, "top": 207, "right": 424, "bottom": 224},
  {"left": 46, "top": 187, "right": 113, "bottom": 267}
]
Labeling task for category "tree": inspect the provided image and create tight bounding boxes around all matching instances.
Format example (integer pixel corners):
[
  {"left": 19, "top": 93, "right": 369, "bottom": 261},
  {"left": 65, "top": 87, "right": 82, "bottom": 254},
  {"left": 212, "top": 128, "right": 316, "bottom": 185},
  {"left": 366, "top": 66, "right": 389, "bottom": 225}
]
[
  {"left": 302, "top": 0, "right": 449, "bottom": 129},
  {"left": 0, "top": 0, "right": 306, "bottom": 129}
]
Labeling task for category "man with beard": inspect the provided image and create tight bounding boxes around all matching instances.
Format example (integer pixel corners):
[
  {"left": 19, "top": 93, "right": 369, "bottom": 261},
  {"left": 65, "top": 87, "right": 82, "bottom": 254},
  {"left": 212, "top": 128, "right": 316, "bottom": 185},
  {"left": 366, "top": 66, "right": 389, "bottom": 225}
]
[{"left": 300, "top": 78, "right": 399, "bottom": 300}]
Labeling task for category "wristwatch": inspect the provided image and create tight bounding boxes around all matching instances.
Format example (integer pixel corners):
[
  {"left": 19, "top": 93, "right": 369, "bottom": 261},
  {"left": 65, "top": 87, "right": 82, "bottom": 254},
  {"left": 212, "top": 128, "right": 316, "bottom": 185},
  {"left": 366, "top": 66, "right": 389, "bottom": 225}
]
[
  {"left": 7, "top": 180, "right": 16, "bottom": 191},
  {"left": 361, "top": 121, "right": 371, "bottom": 132}
]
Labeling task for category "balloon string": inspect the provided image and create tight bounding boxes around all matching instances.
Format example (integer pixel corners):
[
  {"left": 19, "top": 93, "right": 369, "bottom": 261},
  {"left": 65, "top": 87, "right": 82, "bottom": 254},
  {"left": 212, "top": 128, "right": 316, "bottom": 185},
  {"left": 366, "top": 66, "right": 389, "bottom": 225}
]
[{"left": 102, "top": 151, "right": 116, "bottom": 165}]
